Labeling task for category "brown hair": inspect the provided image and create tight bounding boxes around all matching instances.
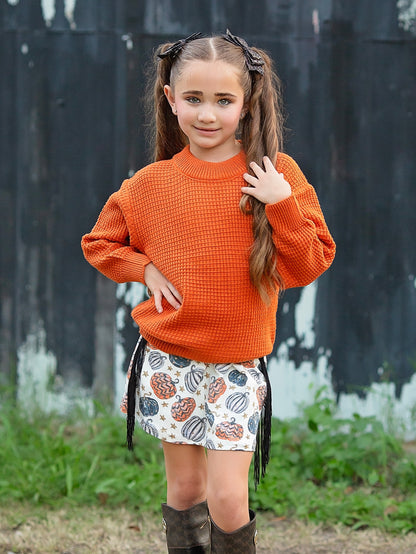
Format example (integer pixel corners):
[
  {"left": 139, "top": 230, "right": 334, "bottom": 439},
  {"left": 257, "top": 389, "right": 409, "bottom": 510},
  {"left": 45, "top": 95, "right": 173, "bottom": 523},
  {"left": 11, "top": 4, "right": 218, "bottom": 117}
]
[{"left": 147, "top": 35, "right": 285, "bottom": 302}]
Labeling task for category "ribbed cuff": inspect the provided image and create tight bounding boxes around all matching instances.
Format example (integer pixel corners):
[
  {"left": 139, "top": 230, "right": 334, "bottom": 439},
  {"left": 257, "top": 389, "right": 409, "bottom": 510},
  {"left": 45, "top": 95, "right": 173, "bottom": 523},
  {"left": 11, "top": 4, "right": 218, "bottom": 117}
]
[{"left": 265, "top": 194, "right": 305, "bottom": 232}]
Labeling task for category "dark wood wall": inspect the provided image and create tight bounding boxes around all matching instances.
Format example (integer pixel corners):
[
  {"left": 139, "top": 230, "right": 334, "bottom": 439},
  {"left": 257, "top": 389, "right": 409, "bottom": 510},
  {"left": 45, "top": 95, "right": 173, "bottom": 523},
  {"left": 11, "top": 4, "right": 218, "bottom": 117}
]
[{"left": 1, "top": 0, "right": 415, "bottom": 404}]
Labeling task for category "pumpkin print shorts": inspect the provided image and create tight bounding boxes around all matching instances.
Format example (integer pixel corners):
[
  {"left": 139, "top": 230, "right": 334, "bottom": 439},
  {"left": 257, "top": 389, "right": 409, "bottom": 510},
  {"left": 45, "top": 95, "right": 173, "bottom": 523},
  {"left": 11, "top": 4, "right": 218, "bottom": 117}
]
[{"left": 120, "top": 342, "right": 267, "bottom": 451}]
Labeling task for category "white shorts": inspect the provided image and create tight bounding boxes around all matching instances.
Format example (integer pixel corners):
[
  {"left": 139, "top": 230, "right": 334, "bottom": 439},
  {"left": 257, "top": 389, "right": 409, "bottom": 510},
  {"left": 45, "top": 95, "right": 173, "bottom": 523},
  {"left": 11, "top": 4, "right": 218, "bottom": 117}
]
[{"left": 121, "top": 341, "right": 267, "bottom": 452}]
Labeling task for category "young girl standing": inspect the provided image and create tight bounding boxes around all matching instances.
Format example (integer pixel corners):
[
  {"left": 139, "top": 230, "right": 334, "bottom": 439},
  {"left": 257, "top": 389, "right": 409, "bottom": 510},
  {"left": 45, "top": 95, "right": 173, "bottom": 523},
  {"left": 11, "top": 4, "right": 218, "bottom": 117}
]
[{"left": 82, "top": 31, "right": 335, "bottom": 553}]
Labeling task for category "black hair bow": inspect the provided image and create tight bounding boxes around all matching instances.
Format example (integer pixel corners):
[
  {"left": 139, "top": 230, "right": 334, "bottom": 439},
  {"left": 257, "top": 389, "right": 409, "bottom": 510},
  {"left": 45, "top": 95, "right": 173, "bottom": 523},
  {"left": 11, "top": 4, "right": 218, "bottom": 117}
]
[
  {"left": 157, "top": 32, "right": 203, "bottom": 60},
  {"left": 222, "top": 29, "right": 264, "bottom": 75}
]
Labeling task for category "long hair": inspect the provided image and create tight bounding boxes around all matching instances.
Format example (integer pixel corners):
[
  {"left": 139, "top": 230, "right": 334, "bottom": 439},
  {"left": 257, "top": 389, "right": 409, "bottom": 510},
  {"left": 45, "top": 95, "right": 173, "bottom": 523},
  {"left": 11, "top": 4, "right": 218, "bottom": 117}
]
[{"left": 146, "top": 35, "right": 285, "bottom": 301}]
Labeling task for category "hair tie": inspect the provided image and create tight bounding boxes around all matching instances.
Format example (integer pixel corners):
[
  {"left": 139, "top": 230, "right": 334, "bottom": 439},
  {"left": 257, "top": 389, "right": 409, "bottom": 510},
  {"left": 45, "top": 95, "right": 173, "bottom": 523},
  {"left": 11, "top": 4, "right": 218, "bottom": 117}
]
[
  {"left": 157, "top": 32, "right": 203, "bottom": 61},
  {"left": 222, "top": 29, "right": 264, "bottom": 75}
]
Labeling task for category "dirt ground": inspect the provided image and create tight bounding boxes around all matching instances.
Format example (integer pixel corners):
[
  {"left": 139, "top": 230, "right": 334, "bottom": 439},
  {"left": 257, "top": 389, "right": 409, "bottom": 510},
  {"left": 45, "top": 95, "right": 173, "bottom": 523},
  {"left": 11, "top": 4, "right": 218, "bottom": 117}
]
[{"left": 1, "top": 505, "right": 416, "bottom": 554}]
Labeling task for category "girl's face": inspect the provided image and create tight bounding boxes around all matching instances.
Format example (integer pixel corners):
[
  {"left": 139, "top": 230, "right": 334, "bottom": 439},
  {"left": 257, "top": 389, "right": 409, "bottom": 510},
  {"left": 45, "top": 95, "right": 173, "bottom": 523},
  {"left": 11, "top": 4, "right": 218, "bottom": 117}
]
[{"left": 164, "top": 59, "right": 246, "bottom": 162}]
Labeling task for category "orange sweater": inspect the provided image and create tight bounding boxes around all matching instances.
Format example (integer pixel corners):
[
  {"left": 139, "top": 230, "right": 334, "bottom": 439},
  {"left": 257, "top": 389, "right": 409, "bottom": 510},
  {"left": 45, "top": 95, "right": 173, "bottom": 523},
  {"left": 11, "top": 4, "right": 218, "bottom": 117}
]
[{"left": 81, "top": 146, "right": 335, "bottom": 363}]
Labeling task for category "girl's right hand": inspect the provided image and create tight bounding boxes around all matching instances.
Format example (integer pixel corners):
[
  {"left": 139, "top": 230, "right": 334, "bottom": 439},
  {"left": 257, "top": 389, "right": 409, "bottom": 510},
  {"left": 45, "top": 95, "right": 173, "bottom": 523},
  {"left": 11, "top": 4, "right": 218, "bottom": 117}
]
[{"left": 144, "top": 263, "right": 182, "bottom": 313}]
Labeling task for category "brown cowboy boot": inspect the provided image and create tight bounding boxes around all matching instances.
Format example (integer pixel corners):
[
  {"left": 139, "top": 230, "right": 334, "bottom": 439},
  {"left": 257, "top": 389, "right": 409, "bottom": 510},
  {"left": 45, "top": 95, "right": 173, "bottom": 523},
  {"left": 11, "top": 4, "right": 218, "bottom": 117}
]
[
  {"left": 161, "top": 501, "right": 211, "bottom": 553},
  {"left": 210, "top": 510, "right": 257, "bottom": 553}
]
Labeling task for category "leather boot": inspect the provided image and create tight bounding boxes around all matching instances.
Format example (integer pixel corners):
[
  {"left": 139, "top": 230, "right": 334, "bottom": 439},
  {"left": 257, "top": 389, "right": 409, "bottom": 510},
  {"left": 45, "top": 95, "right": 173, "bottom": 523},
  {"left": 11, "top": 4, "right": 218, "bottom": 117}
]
[
  {"left": 162, "top": 501, "right": 211, "bottom": 553},
  {"left": 210, "top": 510, "right": 257, "bottom": 553}
]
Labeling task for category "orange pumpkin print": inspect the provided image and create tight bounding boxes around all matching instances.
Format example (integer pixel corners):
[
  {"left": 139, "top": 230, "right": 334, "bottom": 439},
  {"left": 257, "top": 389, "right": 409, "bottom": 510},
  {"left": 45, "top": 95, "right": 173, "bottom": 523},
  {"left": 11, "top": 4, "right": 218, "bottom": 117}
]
[
  {"left": 256, "top": 385, "right": 267, "bottom": 409},
  {"left": 171, "top": 396, "right": 196, "bottom": 422},
  {"left": 215, "top": 420, "right": 244, "bottom": 441},
  {"left": 120, "top": 394, "right": 128, "bottom": 414},
  {"left": 208, "top": 377, "right": 227, "bottom": 403},
  {"left": 150, "top": 372, "right": 177, "bottom": 399},
  {"left": 241, "top": 360, "right": 256, "bottom": 368}
]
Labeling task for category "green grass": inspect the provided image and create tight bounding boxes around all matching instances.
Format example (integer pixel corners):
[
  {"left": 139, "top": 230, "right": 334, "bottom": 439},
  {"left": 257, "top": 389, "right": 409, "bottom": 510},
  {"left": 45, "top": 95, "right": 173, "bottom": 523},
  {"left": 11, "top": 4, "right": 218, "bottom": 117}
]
[
  {"left": 1, "top": 387, "right": 416, "bottom": 533},
  {"left": 250, "top": 389, "right": 416, "bottom": 534}
]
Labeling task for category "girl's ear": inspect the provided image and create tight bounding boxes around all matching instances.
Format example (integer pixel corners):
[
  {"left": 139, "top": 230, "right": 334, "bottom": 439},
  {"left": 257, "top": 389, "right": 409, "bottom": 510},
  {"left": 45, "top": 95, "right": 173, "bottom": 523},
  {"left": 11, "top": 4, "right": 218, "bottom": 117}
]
[{"left": 164, "top": 85, "right": 177, "bottom": 114}]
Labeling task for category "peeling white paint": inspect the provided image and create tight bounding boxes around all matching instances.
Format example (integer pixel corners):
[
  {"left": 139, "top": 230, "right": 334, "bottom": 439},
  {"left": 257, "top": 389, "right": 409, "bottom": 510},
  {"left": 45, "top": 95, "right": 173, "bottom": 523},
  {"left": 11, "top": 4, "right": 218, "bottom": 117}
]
[
  {"left": 294, "top": 281, "right": 317, "bottom": 349},
  {"left": 269, "top": 276, "right": 416, "bottom": 438},
  {"left": 21, "top": 43, "right": 29, "bottom": 55},
  {"left": 64, "top": 0, "right": 77, "bottom": 30},
  {"left": 312, "top": 9, "right": 320, "bottom": 35},
  {"left": 40, "top": 0, "right": 77, "bottom": 29},
  {"left": 16, "top": 323, "right": 92, "bottom": 415},
  {"left": 41, "top": 0, "right": 56, "bottom": 27},
  {"left": 339, "top": 375, "right": 416, "bottom": 440},
  {"left": 122, "top": 34, "right": 133, "bottom": 51},
  {"left": 114, "top": 283, "right": 147, "bottom": 408},
  {"left": 7, "top": 0, "right": 20, "bottom": 6},
  {"left": 269, "top": 342, "right": 334, "bottom": 419},
  {"left": 397, "top": 0, "right": 416, "bottom": 33},
  {"left": 116, "top": 282, "right": 146, "bottom": 310},
  {"left": 269, "top": 340, "right": 416, "bottom": 440}
]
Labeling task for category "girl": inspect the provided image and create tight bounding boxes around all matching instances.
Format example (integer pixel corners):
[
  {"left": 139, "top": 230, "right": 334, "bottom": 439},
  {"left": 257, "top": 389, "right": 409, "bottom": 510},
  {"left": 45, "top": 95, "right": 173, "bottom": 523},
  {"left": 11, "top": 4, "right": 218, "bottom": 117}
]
[{"left": 82, "top": 31, "right": 335, "bottom": 553}]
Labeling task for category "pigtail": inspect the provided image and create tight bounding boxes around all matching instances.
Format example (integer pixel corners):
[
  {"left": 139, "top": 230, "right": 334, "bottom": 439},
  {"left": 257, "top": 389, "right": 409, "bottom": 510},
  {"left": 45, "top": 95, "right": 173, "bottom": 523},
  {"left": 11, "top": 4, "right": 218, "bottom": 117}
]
[
  {"left": 240, "top": 49, "right": 285, "bottom": 301},
  {"left": 146, "top": 44, "right": 188, "bottom": 162}
]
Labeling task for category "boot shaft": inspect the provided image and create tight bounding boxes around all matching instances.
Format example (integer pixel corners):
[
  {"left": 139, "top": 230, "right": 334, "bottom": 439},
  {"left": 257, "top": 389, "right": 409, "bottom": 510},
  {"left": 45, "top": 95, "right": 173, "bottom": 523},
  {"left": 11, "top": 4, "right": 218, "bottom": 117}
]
[
  {"left": 162, "top": 501, "right": 211, "bottom": 553},
  {"left": 210, "top": 510, "right": 257, "bottom": 554}
]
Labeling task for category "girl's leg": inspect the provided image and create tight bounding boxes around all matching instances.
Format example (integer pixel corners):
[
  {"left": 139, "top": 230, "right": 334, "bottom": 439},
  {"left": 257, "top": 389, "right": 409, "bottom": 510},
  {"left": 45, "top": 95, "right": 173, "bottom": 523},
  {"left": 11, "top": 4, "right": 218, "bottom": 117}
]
[
  {"left": 161, "top": 442, "right": 210, "bottom": 553},
  {"left": 206, "top": 450, "right": 252, "bottom": 531},
  {"left": 207, "top": 450, "right": 257, "bottom": 553},
  {"left": 162, "top": 441, "right": 208, "bottom": 508}
]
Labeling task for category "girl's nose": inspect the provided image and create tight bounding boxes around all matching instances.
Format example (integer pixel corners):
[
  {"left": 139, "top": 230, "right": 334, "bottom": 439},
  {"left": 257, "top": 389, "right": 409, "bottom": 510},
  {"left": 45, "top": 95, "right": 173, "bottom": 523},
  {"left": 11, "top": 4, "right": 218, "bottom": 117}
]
[{"left": 197, "top": 107, "right": 216, "bottom": 123}]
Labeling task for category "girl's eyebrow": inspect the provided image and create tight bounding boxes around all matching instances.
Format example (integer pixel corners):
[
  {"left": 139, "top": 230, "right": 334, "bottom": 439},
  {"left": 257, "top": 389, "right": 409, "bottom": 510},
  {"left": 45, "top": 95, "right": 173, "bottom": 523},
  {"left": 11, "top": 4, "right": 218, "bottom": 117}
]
[{"left": 181, "top": 90, "right": 238, "bottom": 98}]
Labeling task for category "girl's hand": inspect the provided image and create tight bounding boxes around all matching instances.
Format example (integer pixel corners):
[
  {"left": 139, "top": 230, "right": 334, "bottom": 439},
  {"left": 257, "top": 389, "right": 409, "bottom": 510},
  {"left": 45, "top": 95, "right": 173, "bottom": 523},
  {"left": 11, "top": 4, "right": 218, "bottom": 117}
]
[
  {"left": 144, "top": 263, "right": 182, "bottom": 313},
  {"left": 242, "top": 156, "right": 291, "bottom": 204}
]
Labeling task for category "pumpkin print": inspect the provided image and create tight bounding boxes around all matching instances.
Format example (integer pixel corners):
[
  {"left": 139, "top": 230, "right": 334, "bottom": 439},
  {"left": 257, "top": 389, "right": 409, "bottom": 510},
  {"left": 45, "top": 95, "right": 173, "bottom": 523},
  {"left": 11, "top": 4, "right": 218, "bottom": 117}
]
[
  {"left": 120, "top": 394, "right": 128, "bottom": 414},
  {"left": 184, "top": 365, "right": 204, "bottom": 393},
  {"left": 169, "top": 354, "right": 191, "bottom": 368},
  {"left": 208, "top": 377, "right": 227, "bottom": 403},
  {"left": 248, "top": 412, "right": 260, "bottom": 434},
  {"left": 171, "top": 395, "right": 196, "bottom": 422},
  {"left": 139, "top": 396, "right": 159, "bottom": 417},
  {"left": 215, "top": 419, "right": 244, "bottom": 441},
  {"left": 142, "top": 418, "right": 159, "bottom": 438},
  {"left": 248, "top": 368, "right": 264, "bottom": 385},
  {"left": 256, "top": 385, "right": 267, "bottom": 409},
  {"left": 181, "top": 416, "right": 207, "bottom": 442},
  {"left": 215, "top": 363, "right": 233, "bottom": 374},
  {"left": 241, "top": 360, "right": 256, "bottom": 368},
  {"left": 205, "top": 439, "right": 216, "bottom": 450},
  {"left": 228, "top": 369, "right": 248, "bottom": 387},
  {"left": 148, "top": 351, "right": 167, "bottom": 370},
  {"left": 205, "top": 402, "right": 215, "bottom": 426},
  {"left": 150, "top": 372, "right": 178, "bottom": 399},
  {"left": 225, "top": 392, "right": 250, "bottom": 414}
]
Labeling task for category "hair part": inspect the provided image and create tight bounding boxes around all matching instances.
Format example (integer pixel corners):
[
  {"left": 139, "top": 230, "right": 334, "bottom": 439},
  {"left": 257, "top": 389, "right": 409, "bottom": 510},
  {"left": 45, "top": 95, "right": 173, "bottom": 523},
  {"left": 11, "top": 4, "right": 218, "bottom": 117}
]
[{"left": 146, "top": 35, "right": 286, "bottom": 301}]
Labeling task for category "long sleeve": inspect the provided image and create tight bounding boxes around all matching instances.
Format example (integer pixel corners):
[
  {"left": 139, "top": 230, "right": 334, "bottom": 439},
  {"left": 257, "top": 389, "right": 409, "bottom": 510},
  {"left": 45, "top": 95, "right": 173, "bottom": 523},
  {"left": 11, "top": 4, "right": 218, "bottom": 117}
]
[
  {"left": 265, "top": 153, "right": 336, "bottom": 289},
  {"left": 81, "top": 190, "right": 151, "bottom": 284}
]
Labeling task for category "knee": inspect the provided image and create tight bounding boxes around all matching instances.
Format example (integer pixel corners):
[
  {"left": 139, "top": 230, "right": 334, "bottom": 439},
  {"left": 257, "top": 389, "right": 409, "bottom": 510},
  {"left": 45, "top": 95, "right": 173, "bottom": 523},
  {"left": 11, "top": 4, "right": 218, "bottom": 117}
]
[
  {"left": 207, "top": 482, "right": 249, "bottom": 523},
  {"left": 168, "top": 472, "right": 207, "bottom": 509}
]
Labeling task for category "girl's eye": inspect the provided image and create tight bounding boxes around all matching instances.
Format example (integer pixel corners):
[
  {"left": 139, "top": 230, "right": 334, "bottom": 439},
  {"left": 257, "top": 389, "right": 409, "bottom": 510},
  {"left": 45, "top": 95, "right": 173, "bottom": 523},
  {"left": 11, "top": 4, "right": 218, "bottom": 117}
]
[
  {"left": 186, "top": 97, "right": 200, "bottom": 104},
  {"left": 218, "top": 98, "right": 231, "bottom": 106}
]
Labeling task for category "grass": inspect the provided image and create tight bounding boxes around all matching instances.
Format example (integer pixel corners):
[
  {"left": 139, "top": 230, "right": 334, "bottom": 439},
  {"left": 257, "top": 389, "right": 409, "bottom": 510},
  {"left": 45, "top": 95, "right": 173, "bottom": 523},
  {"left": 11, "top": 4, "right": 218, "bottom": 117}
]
[{"left": 1, "top": 387, "right": 416, "bottom": 534}]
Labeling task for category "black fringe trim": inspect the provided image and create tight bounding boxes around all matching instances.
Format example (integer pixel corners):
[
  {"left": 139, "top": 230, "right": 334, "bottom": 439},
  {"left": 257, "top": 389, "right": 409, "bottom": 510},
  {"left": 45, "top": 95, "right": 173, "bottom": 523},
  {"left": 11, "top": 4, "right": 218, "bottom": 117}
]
[
  {"left": 253, "top": 357, "right": 272, "bottom": 488},
  {"left": 126, "top": 336, "right": 147, "bottom": 450}
]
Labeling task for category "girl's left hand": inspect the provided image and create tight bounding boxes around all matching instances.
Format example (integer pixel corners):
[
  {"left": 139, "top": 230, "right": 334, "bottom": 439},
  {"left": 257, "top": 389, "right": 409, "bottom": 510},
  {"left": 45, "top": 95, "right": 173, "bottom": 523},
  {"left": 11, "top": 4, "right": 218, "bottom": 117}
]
[{"left": 242, "top": 156, "right": 292, "bottom": 204}]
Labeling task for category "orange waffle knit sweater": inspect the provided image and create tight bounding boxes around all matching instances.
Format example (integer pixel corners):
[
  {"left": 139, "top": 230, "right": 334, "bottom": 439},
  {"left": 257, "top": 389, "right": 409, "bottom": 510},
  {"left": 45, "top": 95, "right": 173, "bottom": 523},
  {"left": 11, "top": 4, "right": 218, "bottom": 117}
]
[{"left": 81, "top": 146, "right": 335, "bottom": 363}]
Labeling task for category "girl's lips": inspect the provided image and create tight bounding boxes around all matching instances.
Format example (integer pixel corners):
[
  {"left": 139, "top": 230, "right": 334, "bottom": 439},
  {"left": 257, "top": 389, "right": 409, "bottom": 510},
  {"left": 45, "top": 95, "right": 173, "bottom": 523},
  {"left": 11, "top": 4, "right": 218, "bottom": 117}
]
[{"left": 194, "top": 127, "right": 219, "bottom": 133}]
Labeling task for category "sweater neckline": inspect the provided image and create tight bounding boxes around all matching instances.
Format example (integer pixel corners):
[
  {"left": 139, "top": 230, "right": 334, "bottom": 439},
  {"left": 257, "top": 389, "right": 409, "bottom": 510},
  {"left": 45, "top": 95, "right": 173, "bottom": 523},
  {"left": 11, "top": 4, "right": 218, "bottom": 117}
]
[{"left": 173, "top": 145, "right": 247, "bottom": 180}]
